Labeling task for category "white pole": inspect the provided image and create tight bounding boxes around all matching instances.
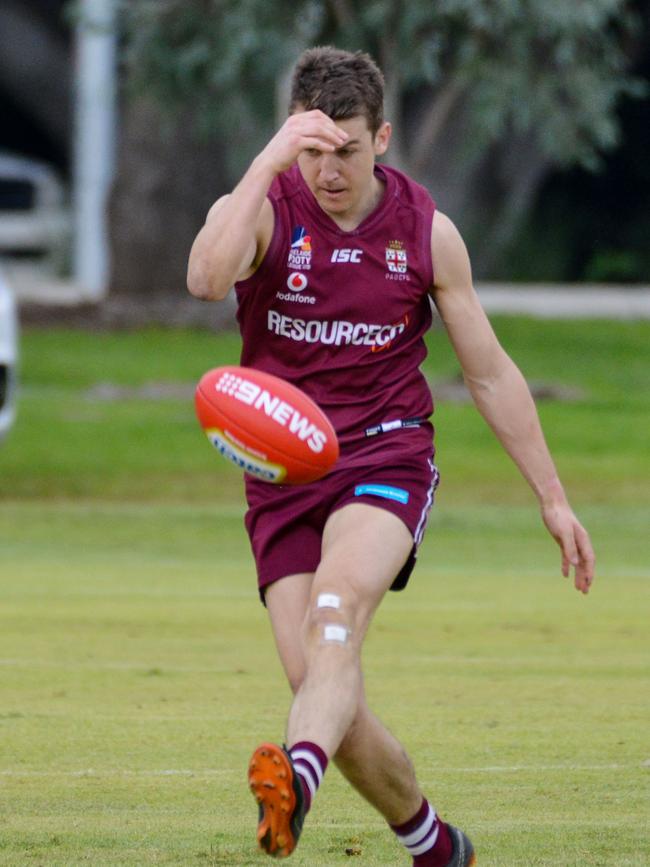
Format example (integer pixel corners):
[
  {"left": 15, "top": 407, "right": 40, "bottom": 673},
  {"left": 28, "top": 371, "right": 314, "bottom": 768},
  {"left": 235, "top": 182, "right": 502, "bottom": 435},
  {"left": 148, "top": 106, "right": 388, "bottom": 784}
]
[{"left": 73, "top": 0, "right": 117, "bottom": 301}]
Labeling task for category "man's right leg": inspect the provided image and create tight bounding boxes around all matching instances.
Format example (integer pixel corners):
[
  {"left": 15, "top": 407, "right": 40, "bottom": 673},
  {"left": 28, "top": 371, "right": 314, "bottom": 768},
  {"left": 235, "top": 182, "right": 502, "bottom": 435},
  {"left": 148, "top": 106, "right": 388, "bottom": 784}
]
[
  {"left": 262, "top": 573, "right": 475, "bottom": 865},
  {"left": 265, "top": 573, "right": 422, "bottom": 825}
]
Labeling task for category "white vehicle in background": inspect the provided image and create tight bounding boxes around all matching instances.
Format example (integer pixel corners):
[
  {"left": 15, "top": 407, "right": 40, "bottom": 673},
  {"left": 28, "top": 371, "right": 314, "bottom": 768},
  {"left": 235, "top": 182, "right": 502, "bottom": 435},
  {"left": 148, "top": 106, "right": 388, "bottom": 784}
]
[
  {"left": 0, "top": 150, "right": 70, "bottom": 275},
  {"left": 0, "top": 266, "right": 18, "bottom": 441},
  {"left": 0, "top": 150, "right": 71, "bottom": 442}
]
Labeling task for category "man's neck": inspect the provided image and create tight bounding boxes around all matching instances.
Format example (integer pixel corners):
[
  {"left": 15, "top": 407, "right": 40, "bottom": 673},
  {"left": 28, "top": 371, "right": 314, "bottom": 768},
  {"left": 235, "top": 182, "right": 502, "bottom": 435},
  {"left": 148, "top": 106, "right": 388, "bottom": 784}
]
[{"left": 324, "top": 175, "right": 385, "bottom": 232}]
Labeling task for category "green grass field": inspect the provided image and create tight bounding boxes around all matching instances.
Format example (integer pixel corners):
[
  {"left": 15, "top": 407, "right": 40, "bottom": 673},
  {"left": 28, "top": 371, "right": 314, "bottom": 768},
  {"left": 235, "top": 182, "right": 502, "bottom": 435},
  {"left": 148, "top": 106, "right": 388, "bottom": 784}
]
[{"left": 1, "top": 319, "right": 648, "bottom": 865}]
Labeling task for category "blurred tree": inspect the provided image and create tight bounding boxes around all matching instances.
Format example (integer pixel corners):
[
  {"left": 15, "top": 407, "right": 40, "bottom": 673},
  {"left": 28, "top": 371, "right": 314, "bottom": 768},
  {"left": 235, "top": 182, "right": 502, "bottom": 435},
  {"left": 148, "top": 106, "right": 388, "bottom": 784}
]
[
  {"left": 0, "top": 1, "right": 71, "bottom": 162},
  {"left": 108, "top": 98, "right": 230, "bottom": 299},
  {"left": 110, "top": 0, "right": 644, "bottom": 293},
  {"left": 502, "top": 9, "right": 650, "bottom": 284}
]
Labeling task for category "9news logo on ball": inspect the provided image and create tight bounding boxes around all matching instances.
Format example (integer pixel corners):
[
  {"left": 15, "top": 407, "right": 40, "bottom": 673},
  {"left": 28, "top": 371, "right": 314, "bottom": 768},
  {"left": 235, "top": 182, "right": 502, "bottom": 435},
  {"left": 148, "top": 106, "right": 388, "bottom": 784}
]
[{"left": 195, "top": 366, "right": 339, "bottom": 484}]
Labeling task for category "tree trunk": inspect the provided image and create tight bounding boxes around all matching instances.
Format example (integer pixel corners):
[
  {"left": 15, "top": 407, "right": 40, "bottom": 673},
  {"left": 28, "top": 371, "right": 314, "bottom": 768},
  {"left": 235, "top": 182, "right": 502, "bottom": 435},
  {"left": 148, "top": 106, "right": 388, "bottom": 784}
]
[
  {"left": 471, "top": 132, "right": 551, "bottom": 276},
  {"left": 406, "top": 92, "right": 552, "bottom": 278},
  {"left": 108, "top": 98, "right": 230, "bottom": 296},
  {"left": 0, "top": 1, "right": 71, "bottom": 151}
]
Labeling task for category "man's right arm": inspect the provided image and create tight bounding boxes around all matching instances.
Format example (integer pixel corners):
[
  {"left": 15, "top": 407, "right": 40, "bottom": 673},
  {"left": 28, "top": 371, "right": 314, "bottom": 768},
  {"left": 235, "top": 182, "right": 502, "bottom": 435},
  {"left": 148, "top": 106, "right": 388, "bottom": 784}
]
[
  {"left": 187, "top": 110, "right": 349, "bottom": 301},
  {"left": 186, "top": 159, "right": 276, "bottom": 301}
]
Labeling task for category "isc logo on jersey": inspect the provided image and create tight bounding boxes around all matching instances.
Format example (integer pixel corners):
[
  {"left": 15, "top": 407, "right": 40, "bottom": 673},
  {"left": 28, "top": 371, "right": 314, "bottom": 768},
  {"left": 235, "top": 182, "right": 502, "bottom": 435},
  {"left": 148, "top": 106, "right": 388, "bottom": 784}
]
[
  {"left": 216, "top": 373, "right": 327, "bottom": 454},
  {"left": 331, "top": 248, "right": 363, "bottom": 263}
]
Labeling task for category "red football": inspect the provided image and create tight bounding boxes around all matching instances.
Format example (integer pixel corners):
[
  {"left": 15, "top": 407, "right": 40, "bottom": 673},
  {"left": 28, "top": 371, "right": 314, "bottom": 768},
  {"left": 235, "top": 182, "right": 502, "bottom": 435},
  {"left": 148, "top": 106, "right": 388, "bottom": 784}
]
[{"left": 195, "top": 366, "right": 339, "bottom": 484}]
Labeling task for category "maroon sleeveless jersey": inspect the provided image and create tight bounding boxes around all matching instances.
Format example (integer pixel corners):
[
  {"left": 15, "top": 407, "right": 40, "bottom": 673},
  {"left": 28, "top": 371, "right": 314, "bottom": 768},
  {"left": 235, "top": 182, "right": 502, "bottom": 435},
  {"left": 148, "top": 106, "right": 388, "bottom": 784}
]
[{"left": 234, "top": 163, "right": 436, "bottom": 460}]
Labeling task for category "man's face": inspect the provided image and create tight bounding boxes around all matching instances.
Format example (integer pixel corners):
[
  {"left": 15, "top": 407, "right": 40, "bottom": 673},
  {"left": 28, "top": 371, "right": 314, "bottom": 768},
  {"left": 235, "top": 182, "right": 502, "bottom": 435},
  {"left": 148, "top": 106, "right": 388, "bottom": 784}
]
[{"left": 296, "top": 114, "right": 391, "bottom": 219}]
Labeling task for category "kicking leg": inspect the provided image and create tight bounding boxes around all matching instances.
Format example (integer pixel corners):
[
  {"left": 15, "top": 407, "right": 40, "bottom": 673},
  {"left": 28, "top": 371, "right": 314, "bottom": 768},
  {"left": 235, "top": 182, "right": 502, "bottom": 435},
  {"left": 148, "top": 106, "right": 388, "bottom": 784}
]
[
  {"left": 259, "top": 507, "right": 474, "bottom": 863},
  {"left": 285, "top": 503, "right": 413, "bottom": 755},
  {"left": 265, "top": 569, "right": 421, "bottom": 824}
]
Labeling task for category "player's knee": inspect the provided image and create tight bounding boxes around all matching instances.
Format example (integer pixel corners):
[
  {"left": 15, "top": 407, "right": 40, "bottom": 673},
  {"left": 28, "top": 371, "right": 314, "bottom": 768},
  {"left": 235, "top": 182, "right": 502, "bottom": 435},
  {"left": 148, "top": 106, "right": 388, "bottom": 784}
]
[
  {"left": 306, "top": 590, "right": 356, "bottom": 648},
  {"left": 287, "top": 670, "right": 305, "bottom": 695},
  {"left": 336, "top": 703, "right": 368, "bottom": 759}
]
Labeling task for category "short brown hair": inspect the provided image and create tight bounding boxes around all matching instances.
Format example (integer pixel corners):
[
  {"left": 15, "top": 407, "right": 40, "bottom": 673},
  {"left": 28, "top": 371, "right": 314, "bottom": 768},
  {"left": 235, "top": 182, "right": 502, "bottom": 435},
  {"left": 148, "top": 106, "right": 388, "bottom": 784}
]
[{"left": 289, "top": 46, "right": 385, "bottom": 135}]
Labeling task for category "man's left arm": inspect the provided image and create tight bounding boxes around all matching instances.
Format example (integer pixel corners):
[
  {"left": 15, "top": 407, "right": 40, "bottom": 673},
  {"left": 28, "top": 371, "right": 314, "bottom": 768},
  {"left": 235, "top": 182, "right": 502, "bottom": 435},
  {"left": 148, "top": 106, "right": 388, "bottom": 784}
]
[{"left": 429, "top": 211, "right": 595, "bottom": 594}]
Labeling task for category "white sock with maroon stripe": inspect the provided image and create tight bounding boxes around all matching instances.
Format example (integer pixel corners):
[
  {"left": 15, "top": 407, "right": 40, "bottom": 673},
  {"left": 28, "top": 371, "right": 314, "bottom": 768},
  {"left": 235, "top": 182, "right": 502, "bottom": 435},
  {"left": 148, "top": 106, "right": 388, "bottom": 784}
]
[
  {"left": 289, "top": 741, "right": 328, "bottom": 814},
  {"left": 390, "top": 798, "right": 453, "bottom": 866}
]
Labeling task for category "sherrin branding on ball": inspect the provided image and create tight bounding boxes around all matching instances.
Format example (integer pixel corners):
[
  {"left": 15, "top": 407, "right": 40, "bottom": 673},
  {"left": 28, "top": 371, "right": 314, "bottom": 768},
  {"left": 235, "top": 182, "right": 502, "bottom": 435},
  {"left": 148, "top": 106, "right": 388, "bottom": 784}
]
[{"left": 195, "top": 366, "right": 339, "bottom": 484}]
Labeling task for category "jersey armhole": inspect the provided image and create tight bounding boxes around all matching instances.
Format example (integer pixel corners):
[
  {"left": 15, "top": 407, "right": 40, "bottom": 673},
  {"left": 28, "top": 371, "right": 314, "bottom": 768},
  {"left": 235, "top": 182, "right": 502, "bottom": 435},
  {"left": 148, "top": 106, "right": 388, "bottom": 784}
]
[
  {"left": 235, "top": 196, "right": 284, "bottom": 293},
  {"left": 423, "top": 202, "right": 436, "bottom": 290}
]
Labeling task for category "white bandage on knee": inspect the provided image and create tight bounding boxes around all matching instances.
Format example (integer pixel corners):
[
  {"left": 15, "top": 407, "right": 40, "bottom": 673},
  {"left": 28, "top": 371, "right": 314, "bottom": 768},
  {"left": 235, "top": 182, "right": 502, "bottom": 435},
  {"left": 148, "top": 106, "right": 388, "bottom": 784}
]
[
  {"left": 317, "top": 593, "right": 341, "bottom": 610},
  {"left": 316, "top": 594, "right": 349, "bottom": 643},
  {"left": 322, "top": 623, "right": 349, "bottom": 644}
]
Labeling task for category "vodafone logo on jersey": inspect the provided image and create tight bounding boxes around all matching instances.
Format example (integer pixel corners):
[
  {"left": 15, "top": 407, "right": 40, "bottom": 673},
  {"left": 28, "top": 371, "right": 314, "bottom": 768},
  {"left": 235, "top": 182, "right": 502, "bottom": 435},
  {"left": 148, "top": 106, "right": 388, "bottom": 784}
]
[
  {"left": 287, "top": 273, "right": 308, "bottom": 292},
  {"left": 276, "top": 272, "right": 316, "bottom": 305}
]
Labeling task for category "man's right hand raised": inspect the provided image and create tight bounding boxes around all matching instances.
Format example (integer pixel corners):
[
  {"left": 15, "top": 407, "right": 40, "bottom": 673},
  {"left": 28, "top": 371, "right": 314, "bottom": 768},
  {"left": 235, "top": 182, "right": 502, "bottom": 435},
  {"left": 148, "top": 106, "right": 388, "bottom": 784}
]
[
  {"left": 188, "top": 111, "right": 348, "bottom": 301},
  {"left": 258, "top": 110, "right": 349, "bottom": 175}
]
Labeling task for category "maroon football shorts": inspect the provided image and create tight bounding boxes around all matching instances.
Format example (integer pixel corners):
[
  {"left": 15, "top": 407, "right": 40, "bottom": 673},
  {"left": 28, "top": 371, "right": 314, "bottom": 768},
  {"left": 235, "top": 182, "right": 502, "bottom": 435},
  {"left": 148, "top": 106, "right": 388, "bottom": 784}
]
[{"left": 243, "top": 427, "right": 439, "bottom": 601}]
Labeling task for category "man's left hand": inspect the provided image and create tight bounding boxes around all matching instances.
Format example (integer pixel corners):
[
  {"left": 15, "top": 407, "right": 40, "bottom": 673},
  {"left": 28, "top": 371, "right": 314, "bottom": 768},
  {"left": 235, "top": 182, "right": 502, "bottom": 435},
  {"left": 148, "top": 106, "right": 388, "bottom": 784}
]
[{"left": 542, "top": 501, "right": 595, "bottom": 594}]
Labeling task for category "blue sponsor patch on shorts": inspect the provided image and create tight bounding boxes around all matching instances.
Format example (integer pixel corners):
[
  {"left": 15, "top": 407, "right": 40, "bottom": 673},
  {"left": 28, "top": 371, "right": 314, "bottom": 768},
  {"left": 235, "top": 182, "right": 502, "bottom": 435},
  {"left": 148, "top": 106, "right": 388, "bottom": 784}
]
[{"left": 354, "top": 484, "right": 410, "bottom": 504}]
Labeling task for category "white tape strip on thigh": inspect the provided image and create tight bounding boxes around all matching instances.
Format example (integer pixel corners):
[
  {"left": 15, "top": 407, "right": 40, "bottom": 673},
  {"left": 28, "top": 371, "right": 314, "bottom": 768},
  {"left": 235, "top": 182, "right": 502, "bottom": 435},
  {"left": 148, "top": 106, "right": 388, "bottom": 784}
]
[
  {"left": 323, "top": 624, "right": 349, "bottom": 644},
  {"left": 317, "top": 593, "right": 341, "bottom": 610}
]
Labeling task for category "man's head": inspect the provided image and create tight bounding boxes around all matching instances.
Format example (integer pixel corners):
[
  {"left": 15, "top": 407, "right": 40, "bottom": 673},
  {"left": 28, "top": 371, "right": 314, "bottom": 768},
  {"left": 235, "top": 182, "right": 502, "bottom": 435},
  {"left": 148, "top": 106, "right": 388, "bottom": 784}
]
[
  {"left": 289, "top": 47, "right": 391, "bottom": 222},
  {"left": 289, "top": 47, "right": 385, "bottom": 136}
]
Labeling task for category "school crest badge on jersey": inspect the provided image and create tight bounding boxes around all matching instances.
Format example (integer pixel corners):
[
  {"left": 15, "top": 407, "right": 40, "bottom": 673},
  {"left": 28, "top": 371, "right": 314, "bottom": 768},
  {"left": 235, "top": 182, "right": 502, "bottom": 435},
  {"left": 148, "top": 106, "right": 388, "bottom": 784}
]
[
  {"left": 287, "top": 226, "right": 313, "bottom": 270},
  {"left": 385, "top": 240, "right": 408, "bottom": 274}
]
